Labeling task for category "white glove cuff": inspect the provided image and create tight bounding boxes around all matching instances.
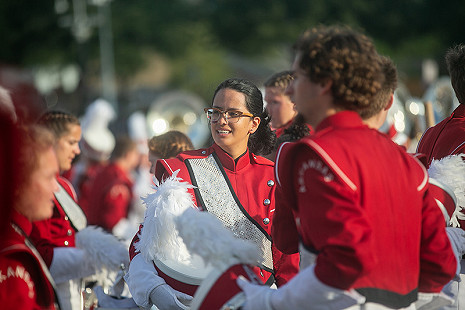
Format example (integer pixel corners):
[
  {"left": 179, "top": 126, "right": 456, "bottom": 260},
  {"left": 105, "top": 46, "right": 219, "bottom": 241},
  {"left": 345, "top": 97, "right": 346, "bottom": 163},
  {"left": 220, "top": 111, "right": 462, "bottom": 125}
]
[
  {"left": 124, "top": 253, "right": 164, "bottom": 308},
  {"left": 270, "top": 265, "right": 365, "bottom": 310}
]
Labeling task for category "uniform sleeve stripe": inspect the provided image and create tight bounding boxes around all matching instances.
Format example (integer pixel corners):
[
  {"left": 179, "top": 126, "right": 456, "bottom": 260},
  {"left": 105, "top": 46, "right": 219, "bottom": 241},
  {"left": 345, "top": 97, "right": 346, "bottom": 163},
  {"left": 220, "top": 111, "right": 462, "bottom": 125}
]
[
  {"left": 307, "top": 140, "right": 358, "bottom": 192},
  {"left": 161, "top": 159, "right": 175, "bottom": 175},
  {"left": 411, "top": 156, "right": 428, "bottom": 191},
  {"left": 450, "top": 141, "right": 465, "bottom": 156}
]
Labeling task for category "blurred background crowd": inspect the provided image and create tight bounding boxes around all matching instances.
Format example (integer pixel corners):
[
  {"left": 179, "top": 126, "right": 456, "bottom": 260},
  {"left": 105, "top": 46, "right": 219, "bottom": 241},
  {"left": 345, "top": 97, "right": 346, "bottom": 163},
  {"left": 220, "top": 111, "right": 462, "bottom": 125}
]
[{"left": 0, "top": 0, "right": 464, "bottom": 152}]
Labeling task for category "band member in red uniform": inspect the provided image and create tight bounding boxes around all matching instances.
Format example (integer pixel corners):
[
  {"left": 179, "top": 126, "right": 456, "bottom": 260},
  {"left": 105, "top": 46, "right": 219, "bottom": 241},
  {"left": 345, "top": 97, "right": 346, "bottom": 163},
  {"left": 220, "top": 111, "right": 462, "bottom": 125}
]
[
  {"left": 0, "top": 121, "right": 60, "bottom": 309},
  {"left": 86, "top": 136, "right": 140, "bottom": 233},
  {"left": 125, "top": 78, "right": 299, "bottom": 310},
  {"left": 30, "top": 111, "right": 95, "bottom": 310},
  {"left": 237, "top": 25, "right": 457, "bottom": 310},
  {"left": 264, "top": 71, "right": 300, "bottom": 138},
  {"left": 417, "top": 44, "right": 465, "bottom": 168},
  {"left": 416, "top": 44, "right": 465, "bottom": 310}
]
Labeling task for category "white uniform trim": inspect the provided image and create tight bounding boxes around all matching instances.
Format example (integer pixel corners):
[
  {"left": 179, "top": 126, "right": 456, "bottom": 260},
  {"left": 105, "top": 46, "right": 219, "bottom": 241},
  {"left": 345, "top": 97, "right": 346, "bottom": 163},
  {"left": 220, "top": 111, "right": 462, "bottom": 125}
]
[
  {"left": 451, "top": 141, "right": 465, "bottom": 156},
  {"left": 275, "top": 142, "right": 291, "bottom": 187},
  {"left": 411, "top": 156, "right": 428, "bottom": 191},
  {"left": 306, "top": 140, "right": 358, "bottom": 192}
]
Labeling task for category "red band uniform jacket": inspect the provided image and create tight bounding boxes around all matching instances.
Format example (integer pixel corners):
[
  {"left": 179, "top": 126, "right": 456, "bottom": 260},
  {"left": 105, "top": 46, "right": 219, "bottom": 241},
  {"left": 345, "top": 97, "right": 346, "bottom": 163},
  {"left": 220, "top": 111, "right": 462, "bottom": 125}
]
[
  {"left": 86, "top": 163, "right": 134, "bottom": 232},
  {"left": 417, "top": 104, "right": 465, "bottom": 168},
  {"left": 273, "top": 111, "right": 456, "bottom": 308},
  {"left": 129, "top": 143, "right": 299, "bottom": 287},
  {"left": 30, "top": 177, "right": 78, "bottom": 267},
  {"left": 0, "top": 210, "right": 58, "bottom": 310}
]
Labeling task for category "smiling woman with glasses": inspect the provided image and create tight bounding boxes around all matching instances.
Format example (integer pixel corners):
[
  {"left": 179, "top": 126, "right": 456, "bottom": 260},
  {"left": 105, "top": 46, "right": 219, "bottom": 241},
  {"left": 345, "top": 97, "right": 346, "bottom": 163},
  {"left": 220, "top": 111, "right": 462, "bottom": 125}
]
[{"left": 126, "top": 78, "right": 299, "bottom": 310}]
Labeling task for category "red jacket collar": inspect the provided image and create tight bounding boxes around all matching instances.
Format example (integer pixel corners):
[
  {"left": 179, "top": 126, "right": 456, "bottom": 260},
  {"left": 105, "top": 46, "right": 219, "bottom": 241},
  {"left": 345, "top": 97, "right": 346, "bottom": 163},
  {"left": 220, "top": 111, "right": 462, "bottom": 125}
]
[
  {"left": 11, "top": 209, "right": 33, "bottom": 236},
  {"left": 211, "top": 143, "right": 250, "bottom": 172},
  {"left": 316, "top": 111, "right": 365, "bottom": 132},
  {"left": 452, "top": 104, "right": 465, "bottom": 118}
]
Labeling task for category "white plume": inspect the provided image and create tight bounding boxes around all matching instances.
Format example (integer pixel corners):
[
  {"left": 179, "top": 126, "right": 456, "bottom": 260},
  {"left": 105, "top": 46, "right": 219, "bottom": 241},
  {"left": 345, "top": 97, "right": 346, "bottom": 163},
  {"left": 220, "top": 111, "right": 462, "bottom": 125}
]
[
  {"left": 135, "top": 170, "right": 196, "bottom": 263},
  {"left": 175, "top": 208, "right": 261, "bottom": 270},
  {"left": 75, "top": 225, "right": 129, "bottom": 287},
  {"left": 429, "top": 155, "right": 465, "bottom": 227}
]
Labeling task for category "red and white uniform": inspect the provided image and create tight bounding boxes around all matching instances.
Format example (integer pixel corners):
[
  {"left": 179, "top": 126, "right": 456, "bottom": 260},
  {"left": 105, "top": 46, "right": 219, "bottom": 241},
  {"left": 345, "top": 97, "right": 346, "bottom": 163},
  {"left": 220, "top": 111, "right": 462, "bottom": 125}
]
[
  {"left": 86, "top": 163, "right": 134, "bottom": 232},
  {"left": 1, "top": 210, "right": 58, "bottom": 310},
  {"left": 273, "top": 111, "right": 456, "bottom": 308},
  {"left": 30, "top": 177, "right": 93, "bottom": 310},
  {"left": 417, "top": 104, "right": 465, "bottom": 168},
  {"left": 30, "top": 177, "right": 78, "bottom": 266},
  {"left": 126, "top": 144, "right": 299, "bottom": 308}
]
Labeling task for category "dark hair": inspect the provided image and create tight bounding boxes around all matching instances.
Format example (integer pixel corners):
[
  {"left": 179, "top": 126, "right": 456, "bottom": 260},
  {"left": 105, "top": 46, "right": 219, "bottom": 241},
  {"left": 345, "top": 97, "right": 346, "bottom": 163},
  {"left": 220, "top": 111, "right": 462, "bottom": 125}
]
[
  {"left": 264, "top": 71, "right": 294, "bottom": 92},
  {"left": 446, "top": 44, "right": 465, "bottom": 104},
  {"left": 212, "top": 78, "right": 276, "bottom": 155},
  {"left": 111, "top": 135, "right": 138, "bottom": 160},
  {"left": 148, "top": 130, "right": 194, "bottom": 159},
  {"left": 360, "top": 56, "right": 398, "bottom": 119},
  {"left": 37, "top": 110, "right": 80, "bottom": 139},
  {"left": 293, "top": 25, "right": 384, "bottom": 115}
]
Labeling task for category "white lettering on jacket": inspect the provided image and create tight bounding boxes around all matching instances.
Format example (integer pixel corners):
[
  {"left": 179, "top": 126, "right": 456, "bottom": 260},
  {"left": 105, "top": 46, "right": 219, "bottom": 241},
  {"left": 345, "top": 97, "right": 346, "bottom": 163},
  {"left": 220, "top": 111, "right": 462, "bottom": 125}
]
[
  {"left": 0, "top": 266, "right": 35, "bottom": 298},
  {"left": 298, "top": 159, "right": 334, "bottom": 193}
]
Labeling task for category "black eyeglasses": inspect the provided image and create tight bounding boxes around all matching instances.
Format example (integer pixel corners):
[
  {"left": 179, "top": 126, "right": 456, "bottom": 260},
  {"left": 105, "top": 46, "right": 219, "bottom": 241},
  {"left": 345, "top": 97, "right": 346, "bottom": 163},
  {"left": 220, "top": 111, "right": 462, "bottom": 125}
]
[{"left": 204, "top": 107, "right": 254, "bottom": 123}]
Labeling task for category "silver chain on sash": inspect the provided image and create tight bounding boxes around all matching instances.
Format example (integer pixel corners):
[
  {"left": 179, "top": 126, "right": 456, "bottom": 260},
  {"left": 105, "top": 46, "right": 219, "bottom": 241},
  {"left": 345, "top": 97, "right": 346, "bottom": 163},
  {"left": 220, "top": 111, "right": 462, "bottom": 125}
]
[{"left": 186, "top": 155, "right": 274, "bottom": 271}]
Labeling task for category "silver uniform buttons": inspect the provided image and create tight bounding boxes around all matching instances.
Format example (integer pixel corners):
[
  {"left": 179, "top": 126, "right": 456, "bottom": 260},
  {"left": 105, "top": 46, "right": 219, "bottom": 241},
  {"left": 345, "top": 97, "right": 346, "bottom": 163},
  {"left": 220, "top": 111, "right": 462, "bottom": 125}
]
[
  {"left": 263, "top": 218, "right": 270, "bottom": 225},
  {"left": 263, "top": 198, "right": 271, "bottom": 206},
  {"left": 64, "top": 240, "right": 69, "bottom": 246},
  {"left": 201, "top": 151, "right": 206, "bottom": 154},
  {"left": 67, "top": 229, "right": 72, "bottom": 236},
  {"left": 267, "top": 180, "right": 274, "bottom": 187}
]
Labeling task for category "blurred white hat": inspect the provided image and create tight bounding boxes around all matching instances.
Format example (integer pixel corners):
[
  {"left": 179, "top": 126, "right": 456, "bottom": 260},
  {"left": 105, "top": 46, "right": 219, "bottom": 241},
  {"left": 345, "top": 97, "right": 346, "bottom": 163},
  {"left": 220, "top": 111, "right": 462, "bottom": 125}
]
[{"left": 80, "top": 98, "right": 116, "bottom": 161}]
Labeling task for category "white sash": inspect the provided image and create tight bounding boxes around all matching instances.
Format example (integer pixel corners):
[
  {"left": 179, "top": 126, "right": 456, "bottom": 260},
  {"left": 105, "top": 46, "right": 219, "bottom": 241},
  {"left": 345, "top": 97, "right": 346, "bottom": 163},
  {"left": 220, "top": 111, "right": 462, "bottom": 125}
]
[
  {"left": 185, "top": 154, "right": 274, "bottom": 272},
  {"left": 54, "top": 183, "right": 87, "bottom": 231}
]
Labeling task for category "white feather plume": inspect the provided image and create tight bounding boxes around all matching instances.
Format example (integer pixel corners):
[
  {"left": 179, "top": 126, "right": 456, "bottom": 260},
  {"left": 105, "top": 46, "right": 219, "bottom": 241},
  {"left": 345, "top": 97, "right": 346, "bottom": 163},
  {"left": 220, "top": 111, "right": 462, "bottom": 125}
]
[
  {"left": 175, "top": 208, "right": 261, "bottom": 270},
  {"left": 76, "top": 225, "right": 129, "bottom": 271},
  {"left": 135, "top": 170, "right": 196, "bottom": 263},
  {"left": 429, "top": 155, "right": 465, "bottom": 227},
  {"left": 75, "top": 225, "right": 129, "bottom": 287}
]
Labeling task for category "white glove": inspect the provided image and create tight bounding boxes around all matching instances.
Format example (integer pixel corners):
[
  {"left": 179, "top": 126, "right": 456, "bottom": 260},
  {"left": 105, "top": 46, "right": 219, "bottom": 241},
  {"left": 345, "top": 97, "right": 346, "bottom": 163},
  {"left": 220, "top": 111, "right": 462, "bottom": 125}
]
[
  {"left": 446, "top": 227, "right": 465, "bottom": 276},
  {"left": 237, "top": 264, "right": 365, "bottom": 310},
  {"left": 124, "top": 254, "right": 193, "bottom": 309},
  {"left": 50, "top": 247, "right": 97, "bottom": 284},
  {"left": 415, "top": 292, "right": 454, "bottom": 310},
  {"left": 149, "top": 283, "right": 192, "bottom": 310},
  {"left": 236, "top": 276, "right": 274, "bottom": 310}
]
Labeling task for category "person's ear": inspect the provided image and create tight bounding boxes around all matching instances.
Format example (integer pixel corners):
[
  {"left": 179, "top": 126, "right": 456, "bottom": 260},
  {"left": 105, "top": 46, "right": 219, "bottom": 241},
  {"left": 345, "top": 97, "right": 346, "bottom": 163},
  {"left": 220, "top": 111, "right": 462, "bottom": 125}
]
[
  {"left": 384, "top": 93, "right": 394, "bottom": 111},
  {"left": 249, "top": 116, "right": 261, "bottom": 134},
  {"left": 320, "top": 79, "right": 333, "bottom": 95}
]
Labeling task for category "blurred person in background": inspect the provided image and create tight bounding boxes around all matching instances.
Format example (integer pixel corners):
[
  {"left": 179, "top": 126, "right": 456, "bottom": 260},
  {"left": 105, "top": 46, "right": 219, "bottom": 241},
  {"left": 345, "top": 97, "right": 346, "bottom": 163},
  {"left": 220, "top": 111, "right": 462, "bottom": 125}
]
[
  {"left": 416, "top": 43, "right": 465, "bottom": 310},
  {"left": 86, "top": 135, "right": 140, "bottom": 234},
  {"left": 0, "top": 117, "right": 61, "bottom": 309},
  {"left": 71, "top": 99, "right": 116, "bottom": 218},
  {"left": 125, "top": 78, "right": 299, "bottom": 310},
  {"left": 417, "top": 44, "right": 465, "bottom": 167},
  {"left": 147, "top": 130, "right": 194, "bottom": 175},
  {"left": 265, "top": 71, "right": 302, "bottom": 137}
]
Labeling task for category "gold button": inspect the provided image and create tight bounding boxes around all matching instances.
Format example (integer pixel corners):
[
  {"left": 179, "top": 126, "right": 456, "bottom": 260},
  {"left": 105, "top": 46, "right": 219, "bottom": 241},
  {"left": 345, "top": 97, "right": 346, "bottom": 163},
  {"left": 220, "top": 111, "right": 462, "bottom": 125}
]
[
  {"left": 64, "top": 241, "right": 69, "bottom": 246},
  {"left": 64, "top": 216, "right": 69, "bottom": 221},
  {"left": 67, "top": 230, "right": 72, "bottom": 236}
]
